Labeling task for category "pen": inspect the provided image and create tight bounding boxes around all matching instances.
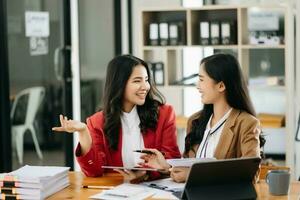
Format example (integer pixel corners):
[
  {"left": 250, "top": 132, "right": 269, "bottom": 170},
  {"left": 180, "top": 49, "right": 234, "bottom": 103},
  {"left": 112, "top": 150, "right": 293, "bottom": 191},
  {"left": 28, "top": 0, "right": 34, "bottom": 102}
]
[
  {"left": 82, "top": 185, "right": 115, "bottom": 189},
  {"left": 133, "top": 150, "right": 155, "bottom": 154},
  {"left": 134, "top": 150, "right": 166, "bottom": 156}
]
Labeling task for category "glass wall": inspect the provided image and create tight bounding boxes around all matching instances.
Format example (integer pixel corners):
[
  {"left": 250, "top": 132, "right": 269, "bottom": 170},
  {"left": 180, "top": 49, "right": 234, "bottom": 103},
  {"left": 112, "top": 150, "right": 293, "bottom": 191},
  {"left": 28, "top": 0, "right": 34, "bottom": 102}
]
[{"left": 7, "top": 0, "right": 68, "bottom": 169}]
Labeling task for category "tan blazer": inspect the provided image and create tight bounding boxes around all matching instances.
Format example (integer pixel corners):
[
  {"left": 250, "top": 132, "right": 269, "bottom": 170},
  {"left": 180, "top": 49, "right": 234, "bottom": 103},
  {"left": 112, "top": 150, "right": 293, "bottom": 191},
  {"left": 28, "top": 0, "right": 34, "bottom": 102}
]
[{"left": 186, "top": 108, "right": 261, "bottom": 159}]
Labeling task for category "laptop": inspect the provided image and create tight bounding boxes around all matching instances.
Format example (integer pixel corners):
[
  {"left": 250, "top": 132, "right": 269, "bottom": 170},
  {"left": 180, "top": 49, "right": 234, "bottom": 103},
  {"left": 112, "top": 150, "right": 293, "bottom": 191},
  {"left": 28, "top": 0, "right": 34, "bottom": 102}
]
[{"left": 174, "top": 157, "right": 261, "bottom": 200}]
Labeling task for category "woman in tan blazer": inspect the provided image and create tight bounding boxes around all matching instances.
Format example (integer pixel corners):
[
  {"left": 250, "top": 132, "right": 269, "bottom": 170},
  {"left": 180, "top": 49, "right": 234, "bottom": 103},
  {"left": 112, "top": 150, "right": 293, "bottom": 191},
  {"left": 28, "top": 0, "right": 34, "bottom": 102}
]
[{"left": 142, "top": 53, "right": 264, "bottom": 182}]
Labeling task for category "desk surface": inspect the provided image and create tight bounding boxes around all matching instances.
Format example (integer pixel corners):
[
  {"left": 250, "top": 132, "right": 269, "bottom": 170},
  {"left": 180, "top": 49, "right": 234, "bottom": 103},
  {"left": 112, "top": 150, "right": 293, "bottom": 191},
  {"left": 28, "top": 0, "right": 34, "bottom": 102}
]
[{"left": 48, "top": 172, "right": 300, "bottom": 200}]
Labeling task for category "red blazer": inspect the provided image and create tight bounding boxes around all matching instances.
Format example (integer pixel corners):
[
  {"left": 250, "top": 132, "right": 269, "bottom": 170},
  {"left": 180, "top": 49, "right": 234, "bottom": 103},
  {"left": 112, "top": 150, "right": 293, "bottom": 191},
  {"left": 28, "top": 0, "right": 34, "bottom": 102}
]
[{"left": 76, "top": 104, "right": 181, "bottom": 177}]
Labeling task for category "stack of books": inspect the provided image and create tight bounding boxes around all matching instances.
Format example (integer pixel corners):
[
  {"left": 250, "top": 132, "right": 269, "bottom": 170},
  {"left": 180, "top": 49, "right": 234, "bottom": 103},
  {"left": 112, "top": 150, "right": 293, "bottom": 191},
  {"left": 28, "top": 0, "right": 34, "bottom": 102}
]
[
  {"left": 0, "top": 165, "right": 69, "bottom": 200},
  {"left": 258, "top": 113, "right": 285, "bottom": 128}
]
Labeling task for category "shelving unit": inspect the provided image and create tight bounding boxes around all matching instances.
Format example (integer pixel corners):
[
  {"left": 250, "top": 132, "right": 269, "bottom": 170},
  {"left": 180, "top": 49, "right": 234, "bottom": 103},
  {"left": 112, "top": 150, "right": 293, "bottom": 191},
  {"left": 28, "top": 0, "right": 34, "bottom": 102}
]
[{"left": 137, "top": 4, "right": 293, "bottom": 157}]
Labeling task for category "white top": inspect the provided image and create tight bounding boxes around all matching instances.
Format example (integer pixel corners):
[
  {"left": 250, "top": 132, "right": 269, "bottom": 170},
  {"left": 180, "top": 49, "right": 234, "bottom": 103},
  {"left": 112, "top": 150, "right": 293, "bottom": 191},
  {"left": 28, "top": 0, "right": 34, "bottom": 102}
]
[
  {"left": 196, "top": 108, "right": 232, "bottom": 158},
  {"left": 121, "top": 106, "right": 145, "bottom": 168}
]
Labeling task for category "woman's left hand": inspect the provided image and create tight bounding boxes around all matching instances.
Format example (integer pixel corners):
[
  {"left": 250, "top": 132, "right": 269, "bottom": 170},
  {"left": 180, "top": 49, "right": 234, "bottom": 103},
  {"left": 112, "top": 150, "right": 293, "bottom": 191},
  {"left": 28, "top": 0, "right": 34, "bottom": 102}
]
[{"left": 114, "top": 169, "right": 147, "bottom": 183}]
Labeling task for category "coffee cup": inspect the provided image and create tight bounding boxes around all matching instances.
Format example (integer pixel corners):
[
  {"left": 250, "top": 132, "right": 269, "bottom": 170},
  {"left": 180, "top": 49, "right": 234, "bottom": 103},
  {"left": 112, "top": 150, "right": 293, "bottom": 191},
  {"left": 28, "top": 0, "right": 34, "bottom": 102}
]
[{"left": 266, "top": 170, "right": 290, "bottom": 195}]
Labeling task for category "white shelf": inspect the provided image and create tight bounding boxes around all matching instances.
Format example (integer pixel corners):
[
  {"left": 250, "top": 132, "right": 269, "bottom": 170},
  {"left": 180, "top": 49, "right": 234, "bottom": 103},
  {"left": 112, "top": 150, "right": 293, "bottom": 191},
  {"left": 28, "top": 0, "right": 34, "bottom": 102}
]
[
  {"left": 190, "top": 45, "right": 238, "bottom": 49},
  {"left": 241, "top": 44, "right": 285, "bottom": 49},
  {"left": 139, "top": 4, "right": 292, "bottom": 160},
  {"left": 143, "top": 46, "right": 186, "bottom": 50}
]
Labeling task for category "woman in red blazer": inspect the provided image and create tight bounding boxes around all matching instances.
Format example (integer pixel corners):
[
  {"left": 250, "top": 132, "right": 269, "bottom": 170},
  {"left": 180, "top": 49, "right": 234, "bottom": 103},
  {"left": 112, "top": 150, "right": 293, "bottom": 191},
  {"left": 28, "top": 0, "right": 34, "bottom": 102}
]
[{"left": 52, "top": 55, "right": 181, "bottom": 180}]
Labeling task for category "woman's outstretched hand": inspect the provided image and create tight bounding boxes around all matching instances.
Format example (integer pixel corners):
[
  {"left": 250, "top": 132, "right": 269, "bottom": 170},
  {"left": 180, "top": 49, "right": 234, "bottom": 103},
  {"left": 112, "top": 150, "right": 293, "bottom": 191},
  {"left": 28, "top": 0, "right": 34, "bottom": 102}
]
[
  {"left": 52, "top": 114, "right": 87, "bottom": 133},
  {"left": 52, "top": 114, "right": 92, "bottom": 156}
]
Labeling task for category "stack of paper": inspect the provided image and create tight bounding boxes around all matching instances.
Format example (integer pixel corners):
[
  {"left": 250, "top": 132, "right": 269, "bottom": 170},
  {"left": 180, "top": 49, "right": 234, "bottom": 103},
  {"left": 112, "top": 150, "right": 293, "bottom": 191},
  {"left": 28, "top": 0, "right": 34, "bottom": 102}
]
[
  {"left": 90, "top": 182, "right": 180, "bottom": 200},
  {"left": 0, "top": 165, "right": 69, "bottom": 200}
]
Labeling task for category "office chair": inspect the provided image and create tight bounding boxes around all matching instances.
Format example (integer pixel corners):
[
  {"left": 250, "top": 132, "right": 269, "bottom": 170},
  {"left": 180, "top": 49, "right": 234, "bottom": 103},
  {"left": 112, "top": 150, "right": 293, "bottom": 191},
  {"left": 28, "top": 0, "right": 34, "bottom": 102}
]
[{"left": 10, "top": 86, "right": 45, "bottom": 164}]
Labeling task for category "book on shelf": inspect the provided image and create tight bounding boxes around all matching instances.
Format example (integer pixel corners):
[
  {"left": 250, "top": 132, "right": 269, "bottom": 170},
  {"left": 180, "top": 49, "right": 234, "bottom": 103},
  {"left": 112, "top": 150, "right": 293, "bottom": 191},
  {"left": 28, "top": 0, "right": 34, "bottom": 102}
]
[
  {"left": 169, "top": 21, "right": 185, "bottom": 45},
  {"left": 221, "top": 20, "right": 237, "bottom": 45}
]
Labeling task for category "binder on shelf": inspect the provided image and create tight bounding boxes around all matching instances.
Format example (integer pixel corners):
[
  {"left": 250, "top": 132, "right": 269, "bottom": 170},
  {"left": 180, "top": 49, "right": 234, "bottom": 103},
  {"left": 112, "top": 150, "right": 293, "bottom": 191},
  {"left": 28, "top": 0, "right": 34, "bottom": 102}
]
[
  {"left": 159, "top": 23, "right": 169, "bottom": 46},
  {"left": 150, "top": 62, "right": 164, "bottom": 85},
  {"left": 221, "top": 21, "right": 237, "bottom": 45},
  {"left": 149, "top": 23, "right": 159, "bottom": 46},
  {"left": 169, "top": 21, "right": 186, "bottom": 45},
  {"left": 169, "top": 23, "right": 178, "bottom": 45},
  {"left": 199, "top": 21, "right": 210, "bottom": 45},
  {"left": 210, "top": 21, "right": 220, "bottom": 45}
]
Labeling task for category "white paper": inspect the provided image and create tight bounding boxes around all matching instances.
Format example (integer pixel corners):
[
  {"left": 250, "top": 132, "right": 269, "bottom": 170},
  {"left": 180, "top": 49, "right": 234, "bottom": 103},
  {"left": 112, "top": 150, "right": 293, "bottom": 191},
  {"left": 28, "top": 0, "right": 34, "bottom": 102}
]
[
  {"left": 167, "top": 158, "right": 215, "bottom": 167},
  {"left": 89, "top": 183, "right": 155, "bottom": 200},
  {"left": 30, "top": 37, "right": 48, "bottom": 56},
  {"left": 8, "top": 165, "right": 69, "bottom": 183},
  {"left": 25, "top": 11, "right": 49, "bottom": 37},
  {"left": 151, "top": 190, "right": 179, "bottom": 200}
]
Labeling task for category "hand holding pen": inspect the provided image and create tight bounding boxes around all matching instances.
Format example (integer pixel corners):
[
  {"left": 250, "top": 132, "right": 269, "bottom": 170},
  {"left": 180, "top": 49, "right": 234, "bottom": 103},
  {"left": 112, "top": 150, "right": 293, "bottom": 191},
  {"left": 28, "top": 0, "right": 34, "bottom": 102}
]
[{"left": 135, "top": 148, "right": 170, "bottom": 173}]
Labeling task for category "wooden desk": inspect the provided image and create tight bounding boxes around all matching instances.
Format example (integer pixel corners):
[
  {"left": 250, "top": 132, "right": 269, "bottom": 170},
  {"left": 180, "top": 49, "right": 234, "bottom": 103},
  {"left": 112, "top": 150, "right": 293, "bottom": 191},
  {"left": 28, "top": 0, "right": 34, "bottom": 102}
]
[{"left": 48, "top": 172, "right": 300, "bottom": 200}]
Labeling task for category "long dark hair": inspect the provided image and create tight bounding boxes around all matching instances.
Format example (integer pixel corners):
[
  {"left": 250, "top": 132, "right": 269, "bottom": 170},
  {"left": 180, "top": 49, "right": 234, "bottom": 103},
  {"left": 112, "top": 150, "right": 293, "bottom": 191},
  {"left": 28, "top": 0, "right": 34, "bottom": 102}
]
[
  {"left": 185, "top": 53, "right": 265, "bottom": 155},
  {"left": 103, "top": 55, "right": 165, "bottom": 150}
]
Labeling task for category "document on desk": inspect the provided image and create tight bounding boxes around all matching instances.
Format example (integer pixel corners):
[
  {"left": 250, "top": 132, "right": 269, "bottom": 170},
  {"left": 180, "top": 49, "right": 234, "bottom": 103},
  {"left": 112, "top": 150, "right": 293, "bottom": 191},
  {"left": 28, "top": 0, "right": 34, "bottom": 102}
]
[
  {"left": 166, "top": 157, "right": 216, "bottom": 167},
  {"left": 142, "top": 178, "right": 184, "bottom": 192},
  {"left": 89, "top": 183, "right": 155, "bottom": 200}
]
